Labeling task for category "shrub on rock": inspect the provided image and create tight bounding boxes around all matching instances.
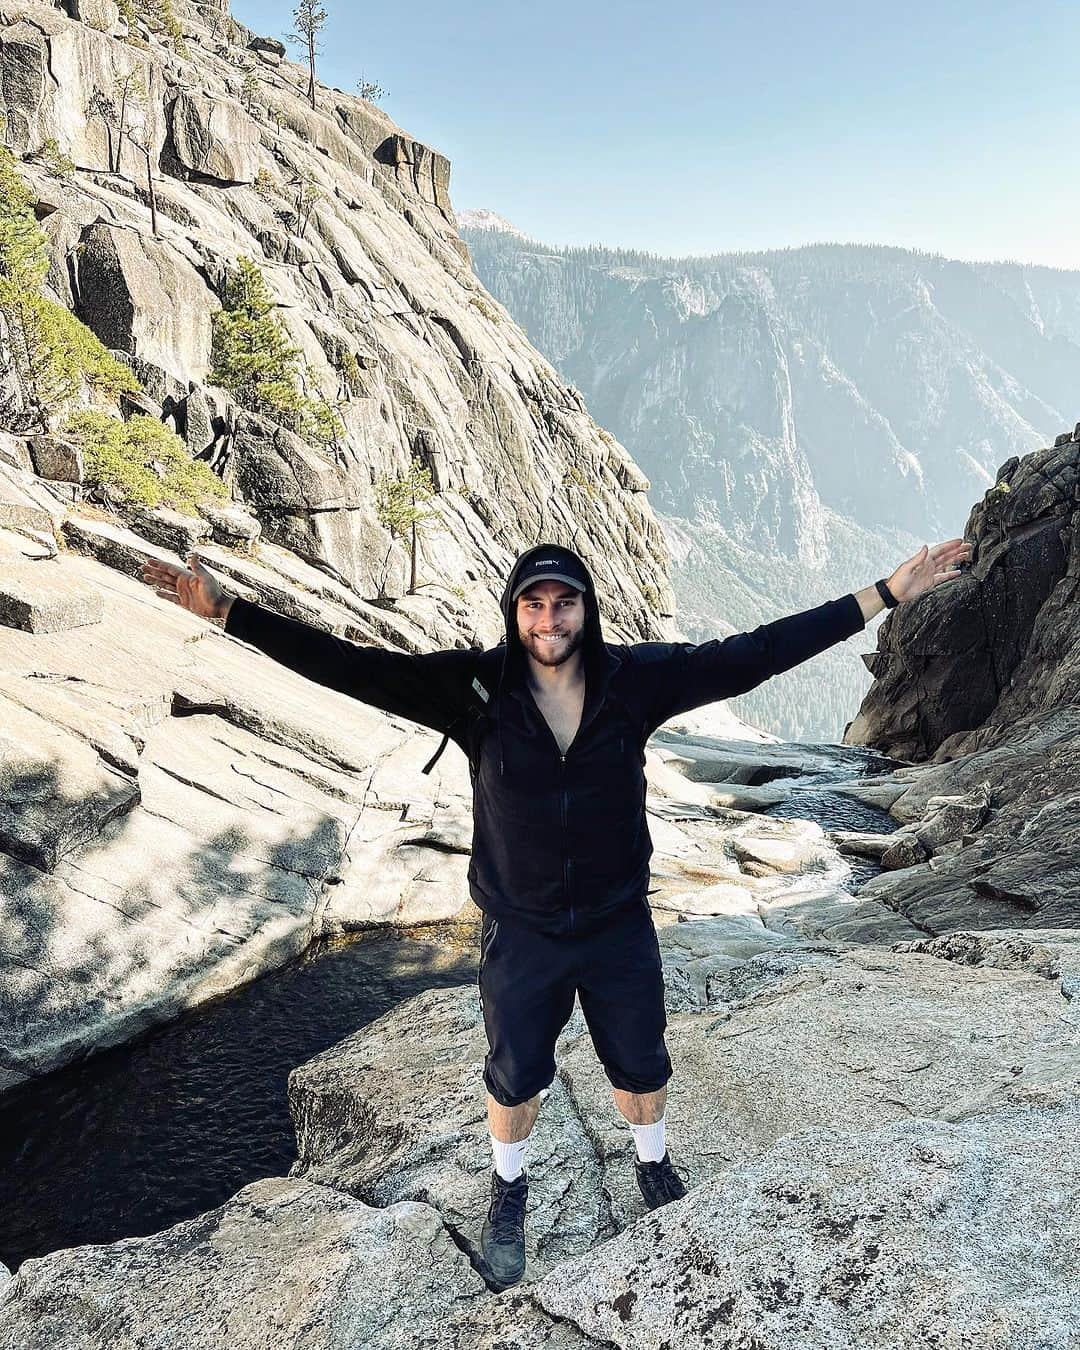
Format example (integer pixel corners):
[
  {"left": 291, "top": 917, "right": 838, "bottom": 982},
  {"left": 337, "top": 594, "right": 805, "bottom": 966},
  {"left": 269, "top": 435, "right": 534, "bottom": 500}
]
[
  {"left": 62, "top": 409, "right": 228, "bottom": 515},
  {"left": 0, "top": 123, "right": 139, "bottom": 430}
]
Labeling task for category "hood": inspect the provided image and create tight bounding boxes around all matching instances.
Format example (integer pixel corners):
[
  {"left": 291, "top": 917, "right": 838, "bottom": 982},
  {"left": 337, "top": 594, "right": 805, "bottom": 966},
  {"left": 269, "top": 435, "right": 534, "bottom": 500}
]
[{"left": 497, "top": 542, "right": 608, "bottom": 695}]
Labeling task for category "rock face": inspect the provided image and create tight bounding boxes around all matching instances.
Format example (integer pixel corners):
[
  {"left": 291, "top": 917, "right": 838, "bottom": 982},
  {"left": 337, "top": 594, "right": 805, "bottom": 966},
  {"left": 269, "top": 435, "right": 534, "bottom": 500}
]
[
  {"left": 0, "top": 0, "right": 690, "bottom": 1094},
  {"left": 536, "top": 1101, "right": 1079, "bottom": 1350},
  {"left": 70, "top": 224, "right": 217, "bottom": 383},
  {"left": 847, "top": 437, "right": 1079, "bottom": 760},
  {"left": 845, "top": 435, "right": 1079, "bottom": 937}
]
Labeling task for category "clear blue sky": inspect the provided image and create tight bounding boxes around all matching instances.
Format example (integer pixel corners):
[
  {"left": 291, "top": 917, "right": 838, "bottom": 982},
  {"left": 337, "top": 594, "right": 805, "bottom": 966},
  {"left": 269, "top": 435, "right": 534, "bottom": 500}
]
[{"left": 232, "top": 1, "right": 1080, "bottom": 268}]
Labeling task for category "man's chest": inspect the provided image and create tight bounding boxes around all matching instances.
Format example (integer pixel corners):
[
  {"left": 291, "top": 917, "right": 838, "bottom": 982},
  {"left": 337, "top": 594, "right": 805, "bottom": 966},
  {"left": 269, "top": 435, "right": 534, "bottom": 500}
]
[{"left": 529, "top": 685, "right": 586, "bottom": 755}]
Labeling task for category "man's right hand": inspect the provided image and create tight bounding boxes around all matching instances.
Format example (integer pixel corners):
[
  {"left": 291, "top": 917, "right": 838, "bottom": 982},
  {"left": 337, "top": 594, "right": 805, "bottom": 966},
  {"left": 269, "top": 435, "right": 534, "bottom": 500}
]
[{"left": 141, "top": 553, "right": 233, "bottom": 621}]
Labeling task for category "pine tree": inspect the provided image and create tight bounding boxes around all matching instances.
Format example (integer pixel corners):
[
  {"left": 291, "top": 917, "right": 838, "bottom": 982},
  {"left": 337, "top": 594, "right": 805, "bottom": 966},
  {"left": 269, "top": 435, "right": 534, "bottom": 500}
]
[
  {"left": 374, "top": 456, "right": 439, "bottom": 595},
  {"left": 287, "top": 0, "right": 328, "bottom": 111},
  {"left": 209, "top": 256, "right": 344, "bottom": 450}
]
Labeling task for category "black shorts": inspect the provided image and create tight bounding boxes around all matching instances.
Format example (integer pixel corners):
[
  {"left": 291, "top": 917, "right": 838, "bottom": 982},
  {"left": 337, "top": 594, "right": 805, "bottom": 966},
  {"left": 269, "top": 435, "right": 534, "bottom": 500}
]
[{"left": 477, "top": 900, "right": 672, "bottom": 1107}]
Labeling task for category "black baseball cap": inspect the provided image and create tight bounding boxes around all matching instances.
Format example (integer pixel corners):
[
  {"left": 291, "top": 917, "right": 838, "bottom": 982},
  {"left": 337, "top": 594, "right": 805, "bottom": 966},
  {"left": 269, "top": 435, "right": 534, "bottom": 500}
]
[{"left": 510, "top": 546, "right": 590, "bottom": 603}]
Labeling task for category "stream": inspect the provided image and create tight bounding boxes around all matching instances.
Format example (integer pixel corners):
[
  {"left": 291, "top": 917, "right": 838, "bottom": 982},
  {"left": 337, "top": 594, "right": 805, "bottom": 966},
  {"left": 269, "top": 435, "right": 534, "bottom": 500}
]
[{"left": 0, "top": 742, "right": 898, "bottom": 1274}]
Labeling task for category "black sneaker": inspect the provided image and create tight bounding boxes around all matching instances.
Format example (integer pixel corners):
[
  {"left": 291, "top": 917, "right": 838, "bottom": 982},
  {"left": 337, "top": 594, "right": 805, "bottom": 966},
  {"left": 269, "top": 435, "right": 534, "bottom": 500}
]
[
  {"left": 480, "top": 1169, "right": 528, "bottom": 1289},
  {"left": 635, "top": 1151, "right": 688, "bottom": 1210}
]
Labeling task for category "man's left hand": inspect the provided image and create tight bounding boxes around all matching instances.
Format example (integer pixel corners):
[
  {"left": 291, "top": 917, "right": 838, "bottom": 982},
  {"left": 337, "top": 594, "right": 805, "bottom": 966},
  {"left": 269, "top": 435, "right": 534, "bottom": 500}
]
[{"left": 887, "top": 538, "right": 973, "bottom": 603}]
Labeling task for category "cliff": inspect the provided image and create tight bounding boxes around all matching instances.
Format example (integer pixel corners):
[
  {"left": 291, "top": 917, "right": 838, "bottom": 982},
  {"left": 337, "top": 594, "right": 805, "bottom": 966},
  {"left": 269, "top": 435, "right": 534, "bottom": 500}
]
[{"left": 842, "top": 429, "right": 1079, "bottom": 937}]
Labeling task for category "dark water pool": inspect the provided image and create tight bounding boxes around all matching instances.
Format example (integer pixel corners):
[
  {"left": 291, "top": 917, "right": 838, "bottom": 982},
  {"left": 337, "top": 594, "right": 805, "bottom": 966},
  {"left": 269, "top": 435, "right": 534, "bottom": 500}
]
[{"left": 0, "top": 927, "right": 475, "bottom": 1273}]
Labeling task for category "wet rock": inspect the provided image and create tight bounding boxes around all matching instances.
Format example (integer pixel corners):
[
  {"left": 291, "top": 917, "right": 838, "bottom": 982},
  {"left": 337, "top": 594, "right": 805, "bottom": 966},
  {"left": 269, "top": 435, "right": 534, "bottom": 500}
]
[
  {"left": 879, "top": 832, "right": 928, "bottom": 870},
  {"left": 732, "top": 825, "right": 831, "bottom": 876},
  {"left": 830, "top": 830, "right": 892, "bottom": 860}
]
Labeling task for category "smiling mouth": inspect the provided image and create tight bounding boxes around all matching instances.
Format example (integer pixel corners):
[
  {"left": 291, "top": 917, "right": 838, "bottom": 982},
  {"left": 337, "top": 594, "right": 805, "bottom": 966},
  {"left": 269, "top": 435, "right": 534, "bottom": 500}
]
[{"left": 535, "top": 634, "right": 565, "bottom": 642}]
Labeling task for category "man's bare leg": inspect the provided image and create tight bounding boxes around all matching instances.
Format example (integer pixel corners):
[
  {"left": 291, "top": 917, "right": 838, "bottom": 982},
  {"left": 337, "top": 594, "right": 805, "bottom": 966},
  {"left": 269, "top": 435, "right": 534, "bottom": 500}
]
[
  {"left": 613, "top": 1085, "right": 667, "bottom": 1125},
  {"left": 487, "top": 1091, "right": 541, "bottom": 1142}
]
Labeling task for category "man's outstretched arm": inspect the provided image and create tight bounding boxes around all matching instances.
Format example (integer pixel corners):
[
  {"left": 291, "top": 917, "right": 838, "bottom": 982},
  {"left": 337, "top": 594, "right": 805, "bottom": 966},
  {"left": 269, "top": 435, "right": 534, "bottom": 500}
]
[
  {"left": 634, "top": 537, "right": 973, "bottom": 730},
  {"left": 140, "top": 552, "right": 475, "bottom": 734}
]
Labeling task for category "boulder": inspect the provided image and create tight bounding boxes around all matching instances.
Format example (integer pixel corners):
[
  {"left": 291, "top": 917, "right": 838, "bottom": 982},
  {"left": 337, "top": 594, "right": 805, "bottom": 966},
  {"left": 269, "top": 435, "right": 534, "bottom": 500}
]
[
  {"left": 0, "top": 433, "right": 33, "bottom": 473},
  {"left": 0, "top": 500, "right": 57, "bottom": 539},
  {"left": 0, "top": 560, "right": 102, "bottom": 634},
  {"left": 830, "top": 830, "right": 892, "bottom": 860},
  {"left": 71, "top": 224, "right": 216, "bottom": 382},
  {"left": 182, "top": 384, "right": 221, "bottom": 456},
  {"left": 168, "top": 90, "right": 260, "bottom": 184},
  {"left": 118, "top": 386, "right": 164, "bottom": 421},
  {"left": 247, "top": 35, "right": 285, "bottom": 58},
  {"left": 29, "top": 435, "right": 83, "bottom": 483},
  {"left": 0, "top": 1177, "right": 487, "bottom": 1348},
  {"left": 731, "top": 828, "right": 831, "bottom": 876},
  {"left": 123, "top": 504, "right": 213, "bottom": 556},
  {"left": 201, "top": 500, "right": 261, "bottom": 548}
]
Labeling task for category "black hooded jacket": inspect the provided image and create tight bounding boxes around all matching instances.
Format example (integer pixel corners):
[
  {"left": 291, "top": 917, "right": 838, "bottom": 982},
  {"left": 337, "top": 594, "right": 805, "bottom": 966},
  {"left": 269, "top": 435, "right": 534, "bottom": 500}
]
[{"left": 223, "top": 544, "right": 865, "bottom": 935}]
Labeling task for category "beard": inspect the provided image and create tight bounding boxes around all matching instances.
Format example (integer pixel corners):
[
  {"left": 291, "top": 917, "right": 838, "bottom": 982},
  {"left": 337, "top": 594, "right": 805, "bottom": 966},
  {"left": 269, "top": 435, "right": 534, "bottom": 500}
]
[{"left": 519, "top": 624, "right": 586, "bottom": 667}]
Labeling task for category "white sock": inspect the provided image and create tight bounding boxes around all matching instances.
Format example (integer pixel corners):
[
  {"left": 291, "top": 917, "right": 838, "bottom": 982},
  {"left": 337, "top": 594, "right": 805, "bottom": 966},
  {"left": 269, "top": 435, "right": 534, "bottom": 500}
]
[
  {"left": 491, "top": 1134, "right": 529, "bottom": 1182},
  {"left": 629, "top": 1115, "right": 667, "bottom": 1163}
]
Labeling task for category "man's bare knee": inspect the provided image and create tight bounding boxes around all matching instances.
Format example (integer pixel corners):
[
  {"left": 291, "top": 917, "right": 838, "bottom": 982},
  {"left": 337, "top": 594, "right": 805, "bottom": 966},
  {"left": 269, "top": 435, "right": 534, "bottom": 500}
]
[{"left": 487, "top": 1091, "right": 541, "bottom": 1142}]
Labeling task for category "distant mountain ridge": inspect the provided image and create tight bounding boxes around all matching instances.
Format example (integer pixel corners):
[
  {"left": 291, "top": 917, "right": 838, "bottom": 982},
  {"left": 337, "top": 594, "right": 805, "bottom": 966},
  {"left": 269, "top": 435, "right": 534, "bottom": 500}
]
[{"left": 461, "top": 217, "right": 1080, "bottom": 738}]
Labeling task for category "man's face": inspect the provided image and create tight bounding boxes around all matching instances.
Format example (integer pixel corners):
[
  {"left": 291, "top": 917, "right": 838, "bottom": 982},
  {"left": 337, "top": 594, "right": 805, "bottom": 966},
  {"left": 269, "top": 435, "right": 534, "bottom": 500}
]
[{"left": 516, "top": 580, "right": 586, "bottom": 668}]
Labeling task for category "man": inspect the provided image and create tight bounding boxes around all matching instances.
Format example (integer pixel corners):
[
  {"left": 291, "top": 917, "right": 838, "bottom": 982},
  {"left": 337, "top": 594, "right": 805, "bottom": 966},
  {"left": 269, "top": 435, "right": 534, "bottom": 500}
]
[{"left": 141, "top": 534, "right": 971, "bottom": 1288}]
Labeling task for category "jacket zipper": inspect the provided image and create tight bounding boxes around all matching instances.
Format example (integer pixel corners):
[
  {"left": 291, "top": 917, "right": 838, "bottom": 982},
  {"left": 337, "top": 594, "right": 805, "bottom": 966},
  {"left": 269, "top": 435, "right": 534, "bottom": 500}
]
[{"left": 559, "top": 752, "right": 573, "bottom": 930}]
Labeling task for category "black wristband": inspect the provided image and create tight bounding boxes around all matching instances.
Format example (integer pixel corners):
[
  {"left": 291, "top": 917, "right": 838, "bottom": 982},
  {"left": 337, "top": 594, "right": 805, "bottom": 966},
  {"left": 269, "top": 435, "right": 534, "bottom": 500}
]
[{"left": 875, "top": 579, "right": 899, "bottom": 609}]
